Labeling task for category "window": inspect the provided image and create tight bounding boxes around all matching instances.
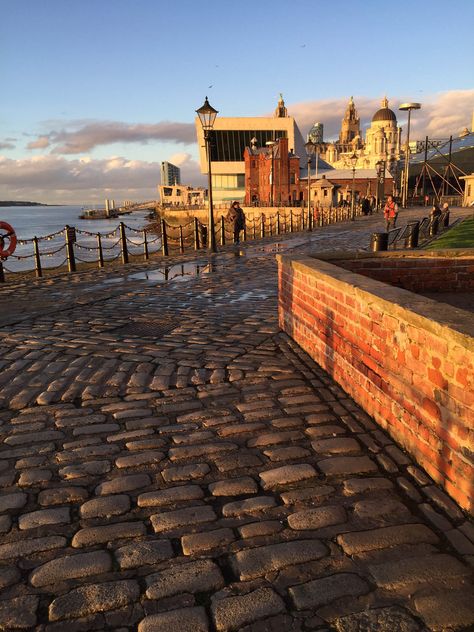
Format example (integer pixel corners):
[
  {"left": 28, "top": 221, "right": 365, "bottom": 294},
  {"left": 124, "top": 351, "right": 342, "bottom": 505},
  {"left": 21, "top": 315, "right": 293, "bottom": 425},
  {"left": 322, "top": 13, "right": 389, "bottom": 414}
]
[
  {"left": 290, "top": 174, "right": 295, "bottom": 184},
  {"left": 324, "top": 189, "right": 328, "bottom": 197},
  {"left": 163, "top": 187, "right": 173, "bottom": 196},
  {"left": 211, "top": 130, "right": 288, "bottom": 162}
]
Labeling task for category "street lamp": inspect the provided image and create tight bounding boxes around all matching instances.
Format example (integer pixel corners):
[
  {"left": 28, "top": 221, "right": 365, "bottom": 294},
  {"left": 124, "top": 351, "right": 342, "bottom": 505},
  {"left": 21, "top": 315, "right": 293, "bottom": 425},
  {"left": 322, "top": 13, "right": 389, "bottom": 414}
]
[
  {"left": 375, "top": 159, "right": 386, "bottom": 209},
  {"left": 399, "top": 102, "right": 421, "bottom": 208},
  {"left": 196, "top": 96, "right": 218, "bottom": 252},
  {"left": 305, "top": 140, "right": 316, "bottom": 229},
  {"left": 265, "top": 141, "right": 276, "bottom": 206},
  {"left": 350, "top": 152, "right": 358, "bottom": 220}
]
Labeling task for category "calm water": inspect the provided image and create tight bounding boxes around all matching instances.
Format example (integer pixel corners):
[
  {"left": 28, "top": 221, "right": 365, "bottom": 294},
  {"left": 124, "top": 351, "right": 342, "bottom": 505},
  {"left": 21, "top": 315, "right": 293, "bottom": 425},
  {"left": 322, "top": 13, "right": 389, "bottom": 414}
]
[{"left": 0, "top": 205, "right": 156, "bottom": 272}]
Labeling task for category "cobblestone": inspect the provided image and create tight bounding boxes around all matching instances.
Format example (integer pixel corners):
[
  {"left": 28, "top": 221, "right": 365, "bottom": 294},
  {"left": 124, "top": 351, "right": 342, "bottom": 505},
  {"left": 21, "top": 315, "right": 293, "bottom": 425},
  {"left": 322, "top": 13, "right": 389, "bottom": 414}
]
[{"left": 0, "top": 214, "right": 472, "bottom": 630}]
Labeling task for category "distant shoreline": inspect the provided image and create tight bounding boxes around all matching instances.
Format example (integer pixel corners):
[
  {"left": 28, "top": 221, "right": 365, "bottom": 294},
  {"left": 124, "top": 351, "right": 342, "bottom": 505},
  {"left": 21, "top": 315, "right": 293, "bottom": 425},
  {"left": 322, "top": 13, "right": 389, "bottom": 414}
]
[{"left": 0, "top": 201, "right": 56, "bottom": 207}]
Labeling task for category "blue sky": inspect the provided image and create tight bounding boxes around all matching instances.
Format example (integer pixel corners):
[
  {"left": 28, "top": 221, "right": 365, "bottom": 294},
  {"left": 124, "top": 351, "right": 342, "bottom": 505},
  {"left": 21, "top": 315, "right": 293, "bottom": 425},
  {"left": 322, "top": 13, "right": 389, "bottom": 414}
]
[{"left": 1, "top": 0, "right": 473, "bottom": 203}]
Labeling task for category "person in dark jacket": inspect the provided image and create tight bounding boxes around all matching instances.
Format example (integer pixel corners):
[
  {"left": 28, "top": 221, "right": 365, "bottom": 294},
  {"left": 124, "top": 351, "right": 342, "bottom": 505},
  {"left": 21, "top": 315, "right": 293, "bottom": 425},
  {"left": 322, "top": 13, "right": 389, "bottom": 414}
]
[
  {"left": 361, "top": 197, "right": 371, "bottom": 216},
  {"left": 226, "top": 201, "right": 245, "bottom": 244}
]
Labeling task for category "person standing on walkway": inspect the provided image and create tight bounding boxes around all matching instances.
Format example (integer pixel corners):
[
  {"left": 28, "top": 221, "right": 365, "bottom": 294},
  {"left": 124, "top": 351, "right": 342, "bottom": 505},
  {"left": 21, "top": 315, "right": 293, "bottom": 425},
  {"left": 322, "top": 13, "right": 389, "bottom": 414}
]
[
  {"left": 361, "top": 197, "right": 371, "bottom": 216},
  {"left": 226, "top": 201, "right": 245, "bottom": 244},
  {"left": 383, "top": 195, "right": 399, "bottom": 231}
]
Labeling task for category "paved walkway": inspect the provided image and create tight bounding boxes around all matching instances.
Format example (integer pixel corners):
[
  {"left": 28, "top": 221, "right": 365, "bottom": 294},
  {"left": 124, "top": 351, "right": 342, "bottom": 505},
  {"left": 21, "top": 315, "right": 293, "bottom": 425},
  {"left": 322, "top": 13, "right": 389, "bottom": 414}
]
[{"left": 0, "top": 210, "right": 473, "bottom": 631}]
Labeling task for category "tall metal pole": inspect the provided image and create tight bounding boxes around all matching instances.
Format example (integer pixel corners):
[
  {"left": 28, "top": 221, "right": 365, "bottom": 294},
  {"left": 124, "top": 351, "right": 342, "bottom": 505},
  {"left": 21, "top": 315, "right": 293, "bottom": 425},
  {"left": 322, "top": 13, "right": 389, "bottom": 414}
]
[
  {"left": 422, "top": 135, "right": 428, "bottom": 204},
  {"left": 270, "top": 148, "right": 274, "bottom": 207},
  {"left": 402, "top": 109, "right": 412, "bottom": 208},
  {"left": 205, "top": 130, "right": 217, "bottom": 252},
  {"left": 307, "top": 157, "right": 311, "bottom": 227}
]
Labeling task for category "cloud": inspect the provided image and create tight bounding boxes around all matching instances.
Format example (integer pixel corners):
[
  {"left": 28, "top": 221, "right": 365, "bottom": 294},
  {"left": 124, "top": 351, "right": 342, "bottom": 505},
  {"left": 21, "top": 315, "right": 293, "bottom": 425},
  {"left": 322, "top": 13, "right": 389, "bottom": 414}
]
[
  {"left": 0, "top": 141, "right": 15, "bottom": 150},
  {"left": 287, "top": 89, "right": 474, "bottom": 141},
  {"left": 27, "top": 120, "right": 196, "bottom": 154},
  {"left": 0, "top": 154, "right": 204, "bottom": 204}
]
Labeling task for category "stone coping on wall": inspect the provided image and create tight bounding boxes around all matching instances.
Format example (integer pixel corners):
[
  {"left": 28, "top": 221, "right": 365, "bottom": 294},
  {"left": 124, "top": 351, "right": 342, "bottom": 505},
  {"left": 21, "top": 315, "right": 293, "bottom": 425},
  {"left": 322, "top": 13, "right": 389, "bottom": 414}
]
[{"left": 277, "top": 251, "right": 474, "bottom": 343}]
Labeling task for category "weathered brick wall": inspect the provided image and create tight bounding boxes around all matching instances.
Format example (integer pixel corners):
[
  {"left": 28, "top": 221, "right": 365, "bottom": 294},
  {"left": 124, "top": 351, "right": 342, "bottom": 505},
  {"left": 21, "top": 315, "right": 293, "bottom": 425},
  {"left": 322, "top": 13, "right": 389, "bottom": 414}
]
[
  {"left": 278, "top": 254, "right": 474, "bottom": 514},
  {"left": 336, "top": 255, "right": 474, "bottom": 292}
]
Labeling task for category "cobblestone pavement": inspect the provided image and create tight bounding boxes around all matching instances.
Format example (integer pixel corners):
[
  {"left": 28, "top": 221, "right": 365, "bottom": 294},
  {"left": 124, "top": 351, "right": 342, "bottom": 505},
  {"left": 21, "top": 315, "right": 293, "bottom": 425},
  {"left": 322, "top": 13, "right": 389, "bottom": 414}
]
[{"left": 0, "top": 211, "right": 473, "bottom": 631}]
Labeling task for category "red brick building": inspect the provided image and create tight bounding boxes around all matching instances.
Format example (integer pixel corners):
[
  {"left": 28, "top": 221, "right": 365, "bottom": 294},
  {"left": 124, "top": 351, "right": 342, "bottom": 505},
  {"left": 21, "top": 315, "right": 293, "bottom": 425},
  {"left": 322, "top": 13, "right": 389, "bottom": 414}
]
[{"left": 244, "top": 137, "right": 301, "bottom": 206}]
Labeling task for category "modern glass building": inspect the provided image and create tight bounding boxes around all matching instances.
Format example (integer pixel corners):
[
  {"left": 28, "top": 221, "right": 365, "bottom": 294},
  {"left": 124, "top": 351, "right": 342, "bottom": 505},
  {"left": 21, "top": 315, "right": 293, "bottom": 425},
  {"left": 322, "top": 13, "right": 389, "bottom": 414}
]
[
  {"left": 195, "top": 96, "right": 305, "bottom": 203},
  {"left": 161, "top": 161, "right": 181, "bottom": 186}
]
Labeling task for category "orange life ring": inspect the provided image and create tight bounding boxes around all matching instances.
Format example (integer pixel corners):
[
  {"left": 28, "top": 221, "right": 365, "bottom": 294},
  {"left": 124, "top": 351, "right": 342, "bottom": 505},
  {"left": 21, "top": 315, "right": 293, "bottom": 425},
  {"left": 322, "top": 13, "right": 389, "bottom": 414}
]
[{"left": 0, "top": 221, "right": 17, "bottom": 260}]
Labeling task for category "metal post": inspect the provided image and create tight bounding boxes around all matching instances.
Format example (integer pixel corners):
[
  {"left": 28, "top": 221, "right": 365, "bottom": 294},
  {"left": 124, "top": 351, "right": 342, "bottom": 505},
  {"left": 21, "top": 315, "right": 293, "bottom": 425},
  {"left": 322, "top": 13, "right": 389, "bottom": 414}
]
[
  {"left": 290, "top": 209, "right": 294, "bottom": 232},
  {"left": 405, "top": 221, "right": 420, "bottom": 248},
  {"left": 179, "top": 225, "right": 184, "bottom": 254},
  {"left": 422, "top": 136, "right": 428, "bottom": 203},
  {"left": 33, "top": 236, "right": 43, "bottom": 277},
  {"left": 161, "top": 219, "right": 169, "bottom": 256},
  {"left": 276, "top": 211, "right": 280, "bottom": 235},
  {"left": 119, "top": 222, "right": 128, "bottom": 264},
  {"left": 351, "top": 168, "right": 356, "bottom": 220},
  {"left": 252, "top": 216, "right": 256, "bottom": 240},
  {"left": 260, "top": 213, "right": 265, "bottom": 238},
  {"left": 0, "top": 261, "right": 4, "bottom": 283},
  {"left": 97, "top": 233, "right": 104, "bottom": 267},
  {"left": 205, "top": 131, "right": 217, "bottom": 252},
  {"left": 220, "top": 216, "right": 225, "bottom": 246},
  {"left": 64, "top": 227, "right": 76, "bottom": 273},
  {"left": 143, "top": 230, "right": 149, "bottom": 261},
  {"left": 194, "top": 217, "right": 200, "bottom": 250},
  {"left": 307, "top": 157, "right": 311, "bottom": 232}
]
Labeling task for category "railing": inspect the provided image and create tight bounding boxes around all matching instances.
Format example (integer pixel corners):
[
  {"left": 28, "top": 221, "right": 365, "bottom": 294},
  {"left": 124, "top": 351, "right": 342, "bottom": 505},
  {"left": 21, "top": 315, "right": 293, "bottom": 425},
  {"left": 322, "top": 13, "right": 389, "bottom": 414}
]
[
  {"left": 371, "top": 210, "right": 451, "bottom": 252},
  {"left": 0, "top": 205, "right": 364, "bottom": 283}
]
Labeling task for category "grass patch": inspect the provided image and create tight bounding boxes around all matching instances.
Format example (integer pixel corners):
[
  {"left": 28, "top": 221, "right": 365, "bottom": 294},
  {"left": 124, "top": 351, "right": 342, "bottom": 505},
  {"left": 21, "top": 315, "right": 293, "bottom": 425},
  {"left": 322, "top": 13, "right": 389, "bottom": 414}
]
[{"left": 427, "top": 215, "right": 474, "bottom": 249}]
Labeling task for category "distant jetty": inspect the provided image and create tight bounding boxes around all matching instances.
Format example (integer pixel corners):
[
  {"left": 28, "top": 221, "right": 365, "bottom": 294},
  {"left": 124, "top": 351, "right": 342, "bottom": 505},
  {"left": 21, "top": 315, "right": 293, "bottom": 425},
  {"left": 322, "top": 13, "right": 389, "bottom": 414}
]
[{"left": 0, "top": 200, "right": 50, "bottom": 207}]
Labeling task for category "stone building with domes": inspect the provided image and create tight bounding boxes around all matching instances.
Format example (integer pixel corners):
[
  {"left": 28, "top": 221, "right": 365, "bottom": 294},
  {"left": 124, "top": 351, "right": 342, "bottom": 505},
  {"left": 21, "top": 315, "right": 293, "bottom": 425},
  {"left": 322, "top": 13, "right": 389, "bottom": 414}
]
[{"left": 317, "top": 96, "right": 402, "bottom": 171}]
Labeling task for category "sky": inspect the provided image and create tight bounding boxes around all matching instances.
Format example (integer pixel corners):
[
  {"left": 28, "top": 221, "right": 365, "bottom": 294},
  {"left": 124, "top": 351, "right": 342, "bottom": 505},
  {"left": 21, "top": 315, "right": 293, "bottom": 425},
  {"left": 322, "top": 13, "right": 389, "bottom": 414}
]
[{"left": 1, "top": 0, "right": 473, "bottom": 204}]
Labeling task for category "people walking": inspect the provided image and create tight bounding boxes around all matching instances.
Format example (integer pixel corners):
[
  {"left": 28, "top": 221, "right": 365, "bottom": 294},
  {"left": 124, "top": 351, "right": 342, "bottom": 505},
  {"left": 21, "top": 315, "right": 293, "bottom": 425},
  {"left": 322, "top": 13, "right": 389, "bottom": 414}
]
[
  {"left": 226, "top": 201, "right": 246, "bottom": 244},
  {"left": 383, "top": 195, "right": 399, "bottom": 231}
]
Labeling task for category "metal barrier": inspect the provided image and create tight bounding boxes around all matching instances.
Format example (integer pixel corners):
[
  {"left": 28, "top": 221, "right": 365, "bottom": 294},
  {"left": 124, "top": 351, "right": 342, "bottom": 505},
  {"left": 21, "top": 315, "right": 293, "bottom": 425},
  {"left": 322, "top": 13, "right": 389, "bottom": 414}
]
[
  {"left": 0, "top": 205, "right": 366, "bottom": 282},
  {"left": 374, "top": 210, "right": 452, "bottom": 251}
]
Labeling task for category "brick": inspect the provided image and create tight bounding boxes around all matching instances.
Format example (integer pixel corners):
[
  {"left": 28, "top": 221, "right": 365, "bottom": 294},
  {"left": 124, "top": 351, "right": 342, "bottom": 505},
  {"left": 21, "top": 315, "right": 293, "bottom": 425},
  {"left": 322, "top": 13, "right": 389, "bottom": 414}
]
[
  {"left": 115, "top": 540, "right": 173, "bottom": 570},
  {"left": 0, "top": 492, "right": 27, "bottom": 512},
  {"left": 138, "top": 607, "right": 209, "bottom": 632},
  {"left": 238, "top": 520, "right": 283, "bottom": 539},
  {"left": 343, "top": 477, "right": 393, "bottom": 495},
  {"left": 288, "top": 505, "right": 347, "bottom": 530},
  {"left": 290, "top": 572, "right": 370, "bottom": 609},
  {"left": 222, "top": 496, "right": 276, "bottom": 518},
  {"left": 208, "top": 477, "right": 257, "bottom": 497},
  {"left": 150, "top": 506, "right": 216, "bottom": 533},
  {"left": 280, "top": 485, "right": 335, "bottom": 505},
  {"left": 311, "top": 437, "right": 361, "bottom": 454},
  {"left": 259, "top": 464, "right": 317, "bottom": 489},
  {"left": 233, "top": 540, "right": 327, "bottom": 580},
  {"left": 413, "top": 589, "right": 474, "bottom": 630},
  {"left": 0, "top": 535, "right": 66, "bottom": 560},
  {"left": 95, "top": 474, "right": 151, "bottom": 495},
  {"left": 80, "top": 495, "right": 130, "bottom": 519},
  {"left": 115, "top": 451, "right": 165, "bottom": 468},
  {"left": 49, "top": 579, "right": 139, "bottom": 621},
  {"left": 72, "top": 522, "right": 146, "bottom": 547},
  {"left": 263, "top": 446, "right": 311, "bottom": 461},
  {"left": 353, "top": 498, "right": 411, "bottom": 521},
  {"left": 0, "top": 596, "right": 39, "bottom": 630},
  {"left": 29, "top": 551, "right": 112, "bottom": 587},
  {"left": 138, "top": 485, "right": 204, "bottom": 507},
  {"left": 146, "top": 559, "right": 224, "bottom": 599},
  {"left": 182, "top": 528, "right": 235, "bottom": 555},
  {"left": 212, "top": 586, "right": 285, "bottom": 631},
  {"left": 318, "top": 456, "right": 377, "bottom": 476},
  {"left": 162, "top": 463, "right": 210, "bottom": 482},
  {"left": 337, "top": 524, "right": 438, "bottom": 555},
  {"left": 369, "top": 554, "right": 471, "bottom": 591}
]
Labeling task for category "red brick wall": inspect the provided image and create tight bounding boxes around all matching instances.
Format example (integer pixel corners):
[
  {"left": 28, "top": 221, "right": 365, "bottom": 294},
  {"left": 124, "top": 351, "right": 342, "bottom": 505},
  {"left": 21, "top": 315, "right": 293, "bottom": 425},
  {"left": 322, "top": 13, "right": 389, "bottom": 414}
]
[
  {"left": 336, "top": 256, "right": 474, "bottom": 292},
  {"left": 278, "top": 255, "right": 474, "bottom": 514}
]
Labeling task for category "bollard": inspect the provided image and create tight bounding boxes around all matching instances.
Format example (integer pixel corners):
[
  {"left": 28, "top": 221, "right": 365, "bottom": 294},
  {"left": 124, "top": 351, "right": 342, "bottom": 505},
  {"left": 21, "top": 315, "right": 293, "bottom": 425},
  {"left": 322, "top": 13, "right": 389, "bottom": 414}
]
[
  {"left": 289, "top": 209, "right": 294, "bottom": 233},
  {"left": 161, "top": 219, "right": 169, "bottom": 256},
  {"left": 242, "top": 223, "right": 247, "bottom": 242},
  {"left": 97, "top": 233, "right": 104, "bottom": 268},
  {"left": 405, "top": 221, "right": 420, "bottom": 248},
  {"left": 179, "top": 225, "right": 184, "bottom": 254},
  {"left": 276, "top": 211, "right": 280, "bottom": 235},
  {"left": 64, "top": 227, "right": 76, "bottom": 273},
  {"left": 370, "top": 232, "right": 389, "bottom": 252},
  {"left": 220, "top": 216, "right": 226, "bottom": 246},
  {"left": 252, "top": 217, "right": 256, "bottom": 240},
  {"left": 260, "top": 214, "right": 265, "bottom": 239},
  {"left": 143, "top": 230, "right": 149, "bottom": 261},
  {"left": 119, "top": 222, "right": 128, "bottom": 264},
  {"left": 194, "top": 217, "right": 200, "bottom": 250},
  {"left": 33, "top": 236, "right": 43, "bottom": 277},
  {"left": 0, "top": 261, "right": 4, "bottom": 283}
]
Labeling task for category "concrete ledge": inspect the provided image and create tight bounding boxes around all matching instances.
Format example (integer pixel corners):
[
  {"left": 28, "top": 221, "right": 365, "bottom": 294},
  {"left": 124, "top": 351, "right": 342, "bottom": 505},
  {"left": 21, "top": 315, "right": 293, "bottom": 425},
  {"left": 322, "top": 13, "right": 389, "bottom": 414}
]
[{"left": 277, "top": 250, "right": 474, "bottom": 514}]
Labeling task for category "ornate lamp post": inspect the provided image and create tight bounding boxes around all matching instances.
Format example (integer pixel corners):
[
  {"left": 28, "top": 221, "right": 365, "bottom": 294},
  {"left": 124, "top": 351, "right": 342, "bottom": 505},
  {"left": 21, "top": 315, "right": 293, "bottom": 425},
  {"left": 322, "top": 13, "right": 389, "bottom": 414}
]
[
  {"left": 375, "top": 159, "right": 386, "bottom": 209},
  {"left": 350, "top": 152, "right": 358, "bottom": 220},
  {"left": 399, "top": 102, "right": 421, "bottom": 208},
  {"left": 265, "top": 141, "right": 276, "bottom": 206},
  {"left": 196, "top": 97, "right": 218, "bottom": 252},
  {"left": 305, "top": 140, "right": 316, "bottom": 228}
]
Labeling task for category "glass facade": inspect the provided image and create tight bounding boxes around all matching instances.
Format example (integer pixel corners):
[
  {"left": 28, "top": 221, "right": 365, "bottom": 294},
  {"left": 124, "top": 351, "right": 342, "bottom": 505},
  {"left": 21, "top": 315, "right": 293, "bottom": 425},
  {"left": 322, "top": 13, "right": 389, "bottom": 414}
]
[
  {"left": 210, "top": 130, "right": 288, "bottom": 162},
  {"left": 211, "top": 174, "right": 245, "bottom": 190}
]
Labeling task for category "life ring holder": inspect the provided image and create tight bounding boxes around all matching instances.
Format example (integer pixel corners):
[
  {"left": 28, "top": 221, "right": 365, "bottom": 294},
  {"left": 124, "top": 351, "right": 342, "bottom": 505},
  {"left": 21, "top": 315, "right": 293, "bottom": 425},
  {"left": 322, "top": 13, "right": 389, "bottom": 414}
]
[{"left": 0, "top": 221, "right": 17, "bottom": 260}]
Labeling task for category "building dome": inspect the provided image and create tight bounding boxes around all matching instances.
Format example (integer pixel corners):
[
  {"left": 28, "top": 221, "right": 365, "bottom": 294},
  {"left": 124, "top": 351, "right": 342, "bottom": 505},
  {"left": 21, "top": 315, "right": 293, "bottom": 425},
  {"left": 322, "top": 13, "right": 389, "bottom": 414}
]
[{"left": 372, "top": 97, "right": 397, "bottom": 123}]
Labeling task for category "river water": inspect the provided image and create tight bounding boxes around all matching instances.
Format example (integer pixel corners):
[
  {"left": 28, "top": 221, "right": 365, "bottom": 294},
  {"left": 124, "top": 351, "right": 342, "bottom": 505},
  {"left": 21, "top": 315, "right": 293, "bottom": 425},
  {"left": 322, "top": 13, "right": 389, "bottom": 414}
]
[{"left": 0, "top": 205, "right": 156, "bottom": 272}]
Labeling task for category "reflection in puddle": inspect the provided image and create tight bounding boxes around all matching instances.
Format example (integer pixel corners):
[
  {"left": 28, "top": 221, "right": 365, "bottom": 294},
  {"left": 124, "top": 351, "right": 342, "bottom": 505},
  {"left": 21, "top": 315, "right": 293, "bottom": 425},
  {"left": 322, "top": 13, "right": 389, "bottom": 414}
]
[{"left": 101, "top": 262, "right": 212, "bottom": 285}]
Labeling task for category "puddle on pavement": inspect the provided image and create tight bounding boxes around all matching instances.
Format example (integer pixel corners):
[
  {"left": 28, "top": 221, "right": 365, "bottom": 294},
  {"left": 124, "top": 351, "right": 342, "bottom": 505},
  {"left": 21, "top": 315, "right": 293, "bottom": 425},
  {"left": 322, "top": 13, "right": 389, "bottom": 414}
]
[{"left": 101, "top": 262, "right": 212, "bottom": 286}]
